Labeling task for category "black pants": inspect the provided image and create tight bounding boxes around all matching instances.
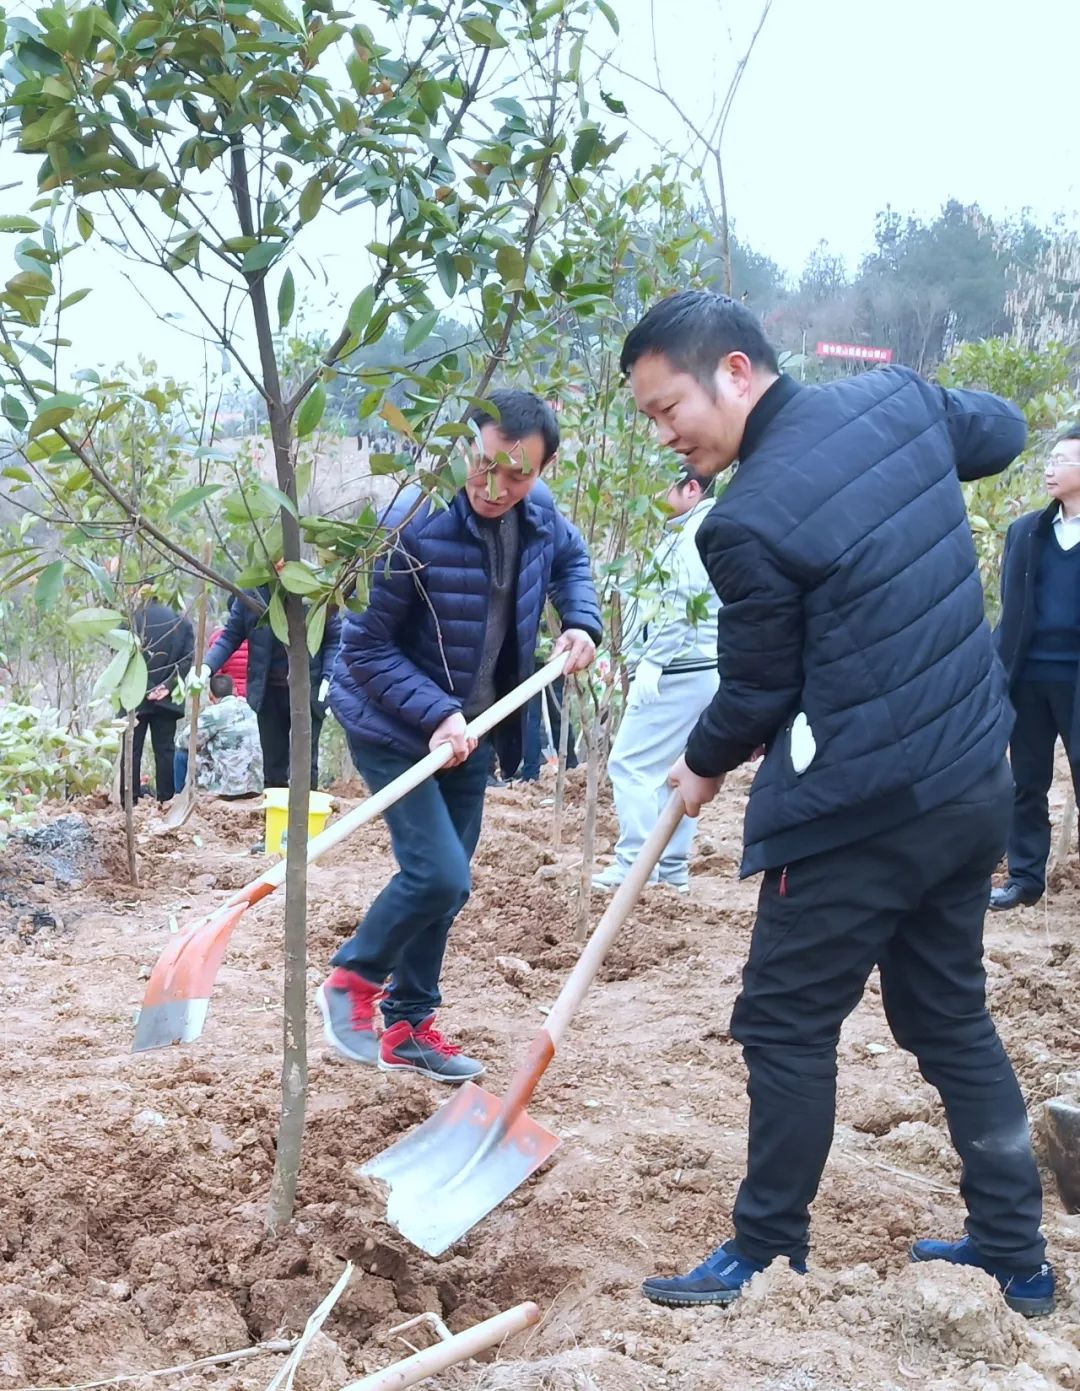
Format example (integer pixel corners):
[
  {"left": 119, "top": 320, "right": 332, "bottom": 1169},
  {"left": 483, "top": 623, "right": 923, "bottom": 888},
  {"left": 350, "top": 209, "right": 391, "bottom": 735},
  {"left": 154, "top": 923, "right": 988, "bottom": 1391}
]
[
  {"left": 1006, "top": 679, "right": 1080, "bottom": 893},
  {"left": 731, "top": 760, "right": 1044, "bottom": 1270},
  {"left": 129, "top": 709, "right": 179, "bottom": 803},
  {"left": 257, "top": 683, "right": 324, "bottom": 789}
]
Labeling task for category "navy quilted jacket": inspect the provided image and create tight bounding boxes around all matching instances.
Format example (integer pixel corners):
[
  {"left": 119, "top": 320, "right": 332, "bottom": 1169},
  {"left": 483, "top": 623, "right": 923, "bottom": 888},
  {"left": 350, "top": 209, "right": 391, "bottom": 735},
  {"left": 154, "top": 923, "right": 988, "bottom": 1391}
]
[
  {"left": 684, "top": 367, "right": 1025, "bottom": 876},
  {"left": 331, "top": 483, "right": 602, "bottom": 767}
]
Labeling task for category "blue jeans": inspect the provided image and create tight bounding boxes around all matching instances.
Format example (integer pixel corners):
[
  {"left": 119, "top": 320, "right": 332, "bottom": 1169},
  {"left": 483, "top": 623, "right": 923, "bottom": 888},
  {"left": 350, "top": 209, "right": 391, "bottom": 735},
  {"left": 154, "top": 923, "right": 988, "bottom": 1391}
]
[
  {"left": 331, "top": 737, "right": 492, "bottom": 1026},
  {"left": 174, "top": 748, "right": 189, "bottom": 794}
]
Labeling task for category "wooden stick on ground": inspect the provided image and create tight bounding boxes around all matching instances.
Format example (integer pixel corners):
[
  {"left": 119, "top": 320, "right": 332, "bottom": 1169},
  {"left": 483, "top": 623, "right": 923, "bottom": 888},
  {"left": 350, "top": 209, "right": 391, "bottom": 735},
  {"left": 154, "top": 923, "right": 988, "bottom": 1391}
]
[
  {"left": 342, "top": 1302, "right": 541, "bottom": 1391},
  {"left": 12, "top": 1339, "right": 294, "bottom": 1391}
]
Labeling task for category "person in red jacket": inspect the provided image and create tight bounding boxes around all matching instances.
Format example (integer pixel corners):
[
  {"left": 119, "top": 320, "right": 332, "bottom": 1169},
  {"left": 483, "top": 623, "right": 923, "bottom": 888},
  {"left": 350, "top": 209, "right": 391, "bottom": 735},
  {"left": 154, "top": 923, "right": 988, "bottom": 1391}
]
[{"left": 207, "top": 626, "right": 249, "bottom": 700}]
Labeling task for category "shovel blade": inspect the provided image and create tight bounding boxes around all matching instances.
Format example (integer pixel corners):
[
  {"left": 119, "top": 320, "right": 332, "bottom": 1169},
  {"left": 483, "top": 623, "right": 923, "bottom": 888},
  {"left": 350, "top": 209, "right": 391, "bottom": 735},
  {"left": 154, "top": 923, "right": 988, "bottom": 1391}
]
[
  {"left": 1043, "top": 1098, "right": 1080, "bottom": 1213},
  {"left": 361, "top": 1081, "right": 561, "bottom": 1256},
  {"left": 131, "top": 899, "right": 249, "bottom": 1052},
  {"left": 156, "top": 785, "right": 195, "bottom": 834}
]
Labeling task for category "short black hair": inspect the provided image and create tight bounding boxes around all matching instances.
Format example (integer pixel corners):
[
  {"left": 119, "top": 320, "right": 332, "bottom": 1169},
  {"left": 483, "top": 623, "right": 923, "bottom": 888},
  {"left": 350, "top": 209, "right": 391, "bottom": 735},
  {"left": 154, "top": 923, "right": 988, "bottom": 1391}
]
[
  {"left": 621, "top": 290, "right": 780, "bottom": 384},
  {"left": 1058, "top": 426, "right": 1080, "bottom": 445},
  {"left": 210, "top": 673, "right": 233, "bottom": 699},
  {"left": 468, "top": 388, "right": 560, "bottom": 464},
  {"left": 675, "top": 463, "right": 716, "bottom": 497}
]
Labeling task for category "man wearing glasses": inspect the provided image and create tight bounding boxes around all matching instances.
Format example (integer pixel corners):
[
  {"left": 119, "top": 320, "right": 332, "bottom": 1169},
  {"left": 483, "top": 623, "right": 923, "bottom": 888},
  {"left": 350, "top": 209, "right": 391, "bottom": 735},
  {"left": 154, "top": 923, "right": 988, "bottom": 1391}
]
[{"left": 992, "top": 427, "right": 1080, "bottom": 909}]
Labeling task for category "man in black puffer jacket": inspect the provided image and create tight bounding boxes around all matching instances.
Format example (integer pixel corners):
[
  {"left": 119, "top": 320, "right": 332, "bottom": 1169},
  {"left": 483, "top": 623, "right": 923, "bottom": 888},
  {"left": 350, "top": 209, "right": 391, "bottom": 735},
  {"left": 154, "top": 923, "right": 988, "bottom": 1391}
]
[{"left": 622, "top": 291, "right": 1053, "bottom": 1318}]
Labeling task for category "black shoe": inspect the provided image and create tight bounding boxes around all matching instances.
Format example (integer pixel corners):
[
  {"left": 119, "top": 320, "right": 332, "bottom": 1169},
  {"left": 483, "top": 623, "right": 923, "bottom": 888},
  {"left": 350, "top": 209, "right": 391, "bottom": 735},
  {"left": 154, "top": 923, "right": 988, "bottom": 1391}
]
[{"left": 989, "top": 881, "right": 1042, "bottom": 912}]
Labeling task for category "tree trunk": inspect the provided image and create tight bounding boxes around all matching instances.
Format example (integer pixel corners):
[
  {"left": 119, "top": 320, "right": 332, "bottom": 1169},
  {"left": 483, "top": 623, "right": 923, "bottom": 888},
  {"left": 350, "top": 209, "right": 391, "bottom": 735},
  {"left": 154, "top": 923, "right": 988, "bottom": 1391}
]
[
  {"left": 123, "top": 710, "right": 139, "bottom": 888},
  {"left": 1049, "top": 784, "right": 1077, "bottom": 884},
  {"left": 266, "top": 592, "right": 312, "bottom": 1234},
  {"left": 550, "top": 681, "right": 573, "bottom": 853},
  {"left": 575, "top": 704, "right": 600, "bottom": 942}
]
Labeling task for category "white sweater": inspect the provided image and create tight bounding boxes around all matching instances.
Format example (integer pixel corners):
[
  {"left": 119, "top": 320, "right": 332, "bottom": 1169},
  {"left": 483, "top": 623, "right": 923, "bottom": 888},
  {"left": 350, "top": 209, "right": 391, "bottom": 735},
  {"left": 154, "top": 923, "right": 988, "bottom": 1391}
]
[{"left": 625, "top": 498, "right": 721, "bottom": 674}]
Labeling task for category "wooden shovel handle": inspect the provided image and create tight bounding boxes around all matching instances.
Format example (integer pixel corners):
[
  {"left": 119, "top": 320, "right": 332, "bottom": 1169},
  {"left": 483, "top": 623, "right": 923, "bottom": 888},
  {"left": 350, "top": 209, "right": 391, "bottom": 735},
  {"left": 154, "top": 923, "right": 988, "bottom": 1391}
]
[
  {"left": 249, "top": 651, "right": 571, "bottom": 895},
  {"left": 545, "top": 789, "right": 686, "bottom": 1047}
]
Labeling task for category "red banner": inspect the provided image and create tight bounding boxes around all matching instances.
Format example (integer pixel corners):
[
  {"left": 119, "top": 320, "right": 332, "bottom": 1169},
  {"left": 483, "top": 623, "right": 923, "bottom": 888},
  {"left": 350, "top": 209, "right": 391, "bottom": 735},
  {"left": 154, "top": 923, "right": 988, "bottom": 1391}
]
[{"left": 816, "top": 341, "right": 893, "bottom": 363}]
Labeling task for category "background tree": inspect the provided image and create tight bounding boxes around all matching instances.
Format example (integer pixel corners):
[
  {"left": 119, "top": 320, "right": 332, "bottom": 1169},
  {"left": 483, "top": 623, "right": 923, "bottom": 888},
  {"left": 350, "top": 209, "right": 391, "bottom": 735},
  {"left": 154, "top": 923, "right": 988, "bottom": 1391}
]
[{"left": 0, "top": 0, "right": 625, "bottom": 1231}]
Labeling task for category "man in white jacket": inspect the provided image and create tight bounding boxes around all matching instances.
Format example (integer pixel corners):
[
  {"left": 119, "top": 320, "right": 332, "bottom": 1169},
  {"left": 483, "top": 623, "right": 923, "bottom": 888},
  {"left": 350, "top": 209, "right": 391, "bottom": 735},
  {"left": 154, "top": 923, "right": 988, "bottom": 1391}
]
[{"left": 594, "top": 465, "right": 721, "bottom": 892}]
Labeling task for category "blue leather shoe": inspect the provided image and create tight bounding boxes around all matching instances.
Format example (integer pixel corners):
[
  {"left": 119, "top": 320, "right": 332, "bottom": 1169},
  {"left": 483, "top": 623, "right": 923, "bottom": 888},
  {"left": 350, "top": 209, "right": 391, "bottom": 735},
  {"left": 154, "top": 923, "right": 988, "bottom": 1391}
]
[
  {"left": 911, "top": 1236, "right": 1055, "bottom": 1317},
  {"left": 642, "top": 1240, "right": 806, "bottom": 1307}
]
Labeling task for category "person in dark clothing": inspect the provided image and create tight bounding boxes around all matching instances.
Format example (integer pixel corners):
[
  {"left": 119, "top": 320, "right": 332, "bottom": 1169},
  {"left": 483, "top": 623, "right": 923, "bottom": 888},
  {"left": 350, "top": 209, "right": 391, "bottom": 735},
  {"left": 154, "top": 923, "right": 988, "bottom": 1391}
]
[
  {"left": 320, "top": 389, "right": 602, "bottom": 1083},
  {"left": 203, "top": 588, "right": 341, "bottom": 789},
  {"left": 126, "top": 598, "right": 194, "bottom": 804},
  {"left": 621, "top": 291, "right": 1053, "bottom": 1317},
  {"left": 990, "top": 428, "right": 1080, "bottom": 910}
]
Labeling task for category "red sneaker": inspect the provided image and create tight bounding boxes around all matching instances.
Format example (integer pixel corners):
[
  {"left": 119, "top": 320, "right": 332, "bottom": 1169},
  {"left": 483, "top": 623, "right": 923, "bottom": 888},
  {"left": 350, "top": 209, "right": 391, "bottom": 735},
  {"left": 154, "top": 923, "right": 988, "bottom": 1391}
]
[
  {"left": 316, "top": 968, "right": 385, "bottom": 1064},
  {"left": 379, "top": 1015, "right": 485, "bottom": 1083}
]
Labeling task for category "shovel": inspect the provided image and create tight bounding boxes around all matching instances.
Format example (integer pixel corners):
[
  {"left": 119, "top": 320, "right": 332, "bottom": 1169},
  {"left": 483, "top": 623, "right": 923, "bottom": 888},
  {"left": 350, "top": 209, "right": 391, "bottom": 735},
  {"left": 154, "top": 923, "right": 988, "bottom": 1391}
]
[
  {"left": 157, "top": 545, "right": 212, "bottom": 833},
  {"left": 1041, "top": 1097, "right": 1080, "bottom": 1213},
  {"left": 132, "top": 653, "right": 571, "bottom": 1053},
  {"left": 361, "top": 788, "right": 687, "bottom": 1256}
]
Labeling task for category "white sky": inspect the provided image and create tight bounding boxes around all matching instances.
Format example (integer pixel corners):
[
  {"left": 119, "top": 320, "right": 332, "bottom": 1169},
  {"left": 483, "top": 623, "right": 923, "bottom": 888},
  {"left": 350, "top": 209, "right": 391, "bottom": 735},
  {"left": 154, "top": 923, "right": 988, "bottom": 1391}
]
[{"left": 1, "top": 0, "right": 1077, "bottom": 381}]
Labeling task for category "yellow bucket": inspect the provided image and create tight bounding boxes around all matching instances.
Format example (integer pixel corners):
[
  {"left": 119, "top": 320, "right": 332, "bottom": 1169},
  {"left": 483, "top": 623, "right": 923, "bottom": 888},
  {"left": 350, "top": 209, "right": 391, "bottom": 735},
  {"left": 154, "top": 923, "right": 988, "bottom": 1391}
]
[{"left": 263, "top": 788, "right": 334, "bottom": 855}]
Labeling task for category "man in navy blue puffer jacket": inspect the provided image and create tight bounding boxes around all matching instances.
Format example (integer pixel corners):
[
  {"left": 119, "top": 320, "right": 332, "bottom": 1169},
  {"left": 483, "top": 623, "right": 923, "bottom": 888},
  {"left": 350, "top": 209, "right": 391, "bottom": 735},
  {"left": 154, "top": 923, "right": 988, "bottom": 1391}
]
[
  {"left": 320, "top": 389, "right": 601, "bottom": 1082},
  {"left": 622, "top": 292, "right": 1053, "bottom": 1318}
]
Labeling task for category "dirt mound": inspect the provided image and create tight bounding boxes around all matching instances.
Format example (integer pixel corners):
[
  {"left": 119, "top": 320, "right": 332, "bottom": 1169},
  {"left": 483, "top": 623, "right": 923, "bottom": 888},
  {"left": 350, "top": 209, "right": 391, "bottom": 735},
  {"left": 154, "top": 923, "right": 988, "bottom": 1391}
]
[{"left": 4, "top": 768, "right": 1080, "bottom": 1390}]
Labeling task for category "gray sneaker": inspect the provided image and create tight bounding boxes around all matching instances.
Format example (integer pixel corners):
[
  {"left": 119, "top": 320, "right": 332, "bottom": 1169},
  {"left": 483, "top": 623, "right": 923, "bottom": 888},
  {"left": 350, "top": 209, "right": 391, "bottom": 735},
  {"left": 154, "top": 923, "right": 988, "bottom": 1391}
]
[
  {"left": 378, "top": 1015, "right": 486, "bottom": 1083},
  {"left": 317, "top": 968, "right": 384, "bottom": 1064}
]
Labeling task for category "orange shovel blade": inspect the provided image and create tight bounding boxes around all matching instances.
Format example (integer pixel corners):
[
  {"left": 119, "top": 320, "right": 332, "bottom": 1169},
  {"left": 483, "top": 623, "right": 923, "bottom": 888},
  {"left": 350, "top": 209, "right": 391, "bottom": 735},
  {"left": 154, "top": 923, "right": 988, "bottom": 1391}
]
[
  {"left": 361, "top": 1081, "right": 561, "bottom": 1256},
  {"left": 131, "top": 898, "right": 252, "bottom": 1052}
]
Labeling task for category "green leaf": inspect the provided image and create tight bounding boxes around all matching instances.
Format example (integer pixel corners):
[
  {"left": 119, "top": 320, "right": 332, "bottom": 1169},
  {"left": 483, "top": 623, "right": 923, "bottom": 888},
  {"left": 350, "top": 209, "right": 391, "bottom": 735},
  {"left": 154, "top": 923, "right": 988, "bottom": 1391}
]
[
  {"left": 278, "top": 268, "right": 295, "bottom": 329},
  {"left": 298, "top": 177, "right": 323, "bottom": 224},
  {"left": 268, "top": 589, "right": 289, "bottom": 644},
  {"left": 76, "top": 207, "right": 93, "bottom": 241},
  {"left": 167, "top": 484, "right": 224, "bottom": 520},
  {"left": 166, "top": 232, "right": 200, "bottom": 270},
  {"left": 68, "top": 606, "right": 124, "bottom": 638},
  {"left": 571, "top": 124, "right": 601, "bottom": 174},
  {"left": 58, "top": 288, "right": 91, "bottom": 310},
  {"left": 69, "top": 8, "right": 96, "bottom": 60},
  {"left": 600, "top": 88, "right": 627, "bottom": 115},
  {"left": 306, "top": 600, "right": 328, "bottom": 657},
  {"left": 242, "top": 241, "right": 283, "bottom": 273},
  {"left": 249, "top": 0, "right": 304, "bottom": 34},
  {"left": 257, "top": 481, "right": 301, "bottom": 520},
  {"left": 462, "top": 16, "right": 508, "bottom": 47},
  {"left": 0, "top": 217, "right": 39, "bottom": 233},
  {"left": 496, "top": 244, "right": 526, "bottom": 289},
  {"left": 92, "top": 645, "right": 132, "bottom": 702},
  {"left": 346, "top": 285, "right": 375, "bottom": 338},
  {"left": 118, "top": 649, "right": 149, "bottom": 714},
  {"left": 595, "top": 0, "right": 619, "bottom": 31},
  {"left": 435, "top": 252, "right": 458, "bottom": 297},
  {"left": 404, "top": 310, "right": 439, "bottom": 355},
  {"left": 7, "top": 270, "right": 53, "bottom": 297},
  {"left": 236, "top": 563, "right": 275, "bottom": 588},
  {"left": 278, "top": 560, "right": 323, "bottom": 596},
  {"left": 29, "top": 393, "right": 82, "bottom": 439},
  {"left": 295, "top": 383, "right": 326, "bottom": 437},
  {"left": 34, "top": 559, "right": 64, "bottom": 609},
  {"left": 1, "top": 394, "right": 28, "bottom": 431}
]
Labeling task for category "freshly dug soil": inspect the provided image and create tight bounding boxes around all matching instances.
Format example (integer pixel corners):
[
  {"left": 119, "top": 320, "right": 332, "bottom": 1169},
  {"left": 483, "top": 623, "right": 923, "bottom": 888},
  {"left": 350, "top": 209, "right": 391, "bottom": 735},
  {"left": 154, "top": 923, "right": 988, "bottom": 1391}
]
[{"left": 1, "top": 764, "right": 1078, "bottom": 1390}]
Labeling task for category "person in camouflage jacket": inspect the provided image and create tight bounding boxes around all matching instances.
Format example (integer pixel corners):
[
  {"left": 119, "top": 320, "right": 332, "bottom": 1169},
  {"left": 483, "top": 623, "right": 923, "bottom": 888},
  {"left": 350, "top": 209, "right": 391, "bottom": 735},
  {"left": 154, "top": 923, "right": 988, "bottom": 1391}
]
[{"left": 179, "top": 674, "right": 264, "bottom": 797}]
